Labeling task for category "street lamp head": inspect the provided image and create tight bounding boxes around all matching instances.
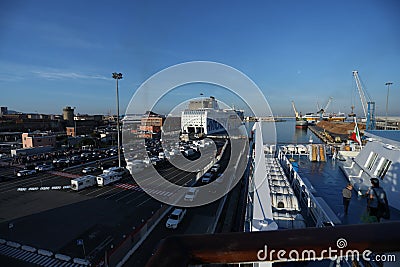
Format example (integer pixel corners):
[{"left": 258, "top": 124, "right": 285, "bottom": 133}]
[
  {"left": 385, "top": 82, "right": 393, "bottom": 86},
  {"left": 112, "top": 72, "right": 123, "bottom": 79}
]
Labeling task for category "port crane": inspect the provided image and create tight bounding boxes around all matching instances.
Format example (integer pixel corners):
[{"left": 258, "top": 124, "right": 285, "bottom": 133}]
[
  {"left": 352, "top": 70, "right": 375, "bottom": 130},
  {"left": 317, "top": 97, "right": 333, "bottom": 113},
  {"left": 291, "top": 101, "right": 300, "bottom": 118},
  {"left": 323, "top": 97, "right": 332, "bottom": 114}
]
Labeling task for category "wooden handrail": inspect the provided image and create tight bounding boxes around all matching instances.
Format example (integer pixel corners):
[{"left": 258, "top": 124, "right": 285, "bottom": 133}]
[{"left": 146, "top": 221, "right": 400, "bottom": 267}]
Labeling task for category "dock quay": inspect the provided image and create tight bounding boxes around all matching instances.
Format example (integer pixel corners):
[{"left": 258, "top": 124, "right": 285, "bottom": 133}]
[
  {"left": 309, "top": 119, "right": 400, "bottom": 144},
  {"left": 308, "top": 125, "right": 344, "bottom": 145}
]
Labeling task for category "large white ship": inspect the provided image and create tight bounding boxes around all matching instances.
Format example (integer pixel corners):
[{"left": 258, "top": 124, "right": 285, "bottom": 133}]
[{"left": 181, "top": 96, "right": 244, "bottom": 135}]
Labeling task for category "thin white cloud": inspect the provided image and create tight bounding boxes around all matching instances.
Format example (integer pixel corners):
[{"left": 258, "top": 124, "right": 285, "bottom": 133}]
[
  {"left": 31, "top": 70, "right": 111, "bottom": 81},
  {"left": 0, "top": 61, "right": 112, "bottom": 82}
]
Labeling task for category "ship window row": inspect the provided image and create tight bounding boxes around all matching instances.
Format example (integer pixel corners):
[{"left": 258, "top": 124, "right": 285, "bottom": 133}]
[
  {"left": 183, "top": 118, "right": 203, "bottom": 122},
  {"left": 374, "top": 158, "right": 392, "bottom": 178},
  {"left": 183, "top": 115, "right": 205, "bottom": 118},
  {"left": 365, "top": 152, "right": 378, "bottom": 170},
  {"left": 364, "top": 151, "right": 392, "bottom": 179},
  {"left": 184, "top": 110, "right": 204, "bottom": 114},
  {"left": 183, "top": 121, "right": 202, "bottom": 125}
]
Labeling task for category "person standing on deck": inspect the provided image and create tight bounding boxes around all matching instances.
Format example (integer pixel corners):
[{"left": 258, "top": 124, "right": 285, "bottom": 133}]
[
  {"left": 342, "top": 183, "right": 353, "bottom": 215},
  {"left": 366, "top": 178, "right": 388, "bottom": 222}
]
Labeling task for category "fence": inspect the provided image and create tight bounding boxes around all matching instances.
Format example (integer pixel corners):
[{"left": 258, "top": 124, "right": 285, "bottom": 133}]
[
  {"left": 97, "top": 204, "right": 171, "bottom": 267},
  {"left": 278, "top": 149, "right": 340, "bottom": 227},
  {"left": 195, "top": 139, "right": 228, "bottom": 182}
]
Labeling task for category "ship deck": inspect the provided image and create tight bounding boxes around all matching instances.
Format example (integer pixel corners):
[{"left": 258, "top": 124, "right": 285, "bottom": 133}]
[{"left": 292, "top": 154, "right": 400, "bottom": 225}]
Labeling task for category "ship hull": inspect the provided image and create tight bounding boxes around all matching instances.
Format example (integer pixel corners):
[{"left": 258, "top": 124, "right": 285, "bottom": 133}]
[{"left": 295, "top": 119, "right": 308, "bottom": 128}]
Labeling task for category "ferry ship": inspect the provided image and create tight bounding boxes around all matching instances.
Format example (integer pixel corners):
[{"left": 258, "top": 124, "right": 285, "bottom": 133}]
[
  {"left": 302, "top": 112, "right": 320, "bottom": 124},
  {"left": 322, "top": 112, "right": 346, "bottom": 122},
  {"left": 181, "top": 96, "right": 244, "bottom": 135},
  {"left": 302, "top": 112, "right": 346, "bottom": 123}
]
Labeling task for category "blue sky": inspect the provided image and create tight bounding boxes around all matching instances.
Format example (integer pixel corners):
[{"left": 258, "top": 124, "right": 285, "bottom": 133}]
[{"left": 0, "top": 0, "right": 399, "bottom": 117}]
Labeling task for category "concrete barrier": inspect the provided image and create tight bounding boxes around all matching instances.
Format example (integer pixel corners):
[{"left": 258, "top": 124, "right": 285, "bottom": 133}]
[
  {"left": 62, "top": 155, "right": 118, "bottom": 171},
  {"left": 37, "top": 249, "right": 53, "bottom": 257},
  {"left": 55, "top": 253, "right": 71, "bottom": 262},
  {"left": 21, "top": 245, "right": 36, "bottom": 253},
  {"left": 6, "top": 241, "right": 21, "bottom": 248},
  {"left": 73, "top": 257, "right": 91, "bottom": 265}
]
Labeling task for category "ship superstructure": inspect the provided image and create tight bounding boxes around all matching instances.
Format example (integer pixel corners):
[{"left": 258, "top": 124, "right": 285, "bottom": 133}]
[
  {"left": 181, "top": 96, "right": 244, "bottom": 135},
  {"left": 340, "top": 130, "right": 400, "bottom": 210}
]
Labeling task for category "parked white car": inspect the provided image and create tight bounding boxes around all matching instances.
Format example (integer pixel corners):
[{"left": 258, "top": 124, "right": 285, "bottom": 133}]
[
  {"left": 166, "top": 208, "right": 186, "bottom": 229},
  {"left": 17, "top": 169, "right": 36, "bottom": 177},
  {"left": 201, "top": 172, "right": 214, "bottom": 183},
  {"left": 82, "top": 167, "right": 98, "bottom": 174},
  {"left": 184, "top": 188, "right": 198, "bottom": 202},
  {"left": 35, "top": 164, "right": 53, "bottom": 172}
]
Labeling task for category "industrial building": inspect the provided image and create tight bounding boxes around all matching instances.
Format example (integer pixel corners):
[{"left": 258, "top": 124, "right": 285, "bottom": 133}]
[
  {"left": 138, "top": 111, "right": 165, "bottom": 138},
  {"left": 22, "top": 132, "right": 56, "bottom": 148}
]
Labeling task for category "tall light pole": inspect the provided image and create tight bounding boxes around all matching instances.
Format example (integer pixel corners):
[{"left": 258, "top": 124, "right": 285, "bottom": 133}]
[
  {"left": 112, "top": 72, "right": 123, "bottom": 167},
  {"left": 200, "top": 93, "right": 204, "bottom": 134},
  {"left": 385, "top": 82, "right": 393, "bottom": 130},
  {"left": 73, "top": 107, "right": 76, "bottom": 137}
]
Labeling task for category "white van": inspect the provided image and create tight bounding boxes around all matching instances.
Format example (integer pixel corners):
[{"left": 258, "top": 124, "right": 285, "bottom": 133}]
[
  {"left": 126, "top": 161, "right": 145, "bottom": 174},
  {"left": 97, "top": 172, "right": 121, "bottom": 186},
  {"left": 103, "top": 167, "right": 127, "bottom": 176},
  {"left": 71, "top": 175, "right": 97, "bottom": 191}
]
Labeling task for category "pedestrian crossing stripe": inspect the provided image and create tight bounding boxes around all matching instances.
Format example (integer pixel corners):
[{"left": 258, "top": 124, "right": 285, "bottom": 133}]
[
  {"left": 115, "top": 183, "right": 174, "bottom": 197},
  {"left": 115, "top": 183, "right": 142, "bottom": 191},
  {"left": 0, "top": 244, "right": 85, "bottom": 266}
]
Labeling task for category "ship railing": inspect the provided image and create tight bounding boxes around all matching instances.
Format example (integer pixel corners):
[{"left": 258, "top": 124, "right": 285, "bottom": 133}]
[{"left": 278, "top": 149, "right": 339, "bottom": 227}]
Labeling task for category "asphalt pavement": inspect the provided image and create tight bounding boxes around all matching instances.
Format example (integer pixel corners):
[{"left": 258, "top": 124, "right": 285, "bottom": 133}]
[{"left": 0, "top": 145, "right": 229, "bottom": 266}]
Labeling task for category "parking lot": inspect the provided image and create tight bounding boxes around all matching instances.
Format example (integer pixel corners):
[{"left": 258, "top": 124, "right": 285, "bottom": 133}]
[{"left": 123, "top": 141, "right": 244, "bottom": 266}]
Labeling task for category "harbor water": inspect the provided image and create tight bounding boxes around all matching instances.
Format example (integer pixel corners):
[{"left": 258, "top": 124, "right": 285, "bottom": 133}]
[{"left": 245, "top": 119, "right": 323, "bottom": 145}]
